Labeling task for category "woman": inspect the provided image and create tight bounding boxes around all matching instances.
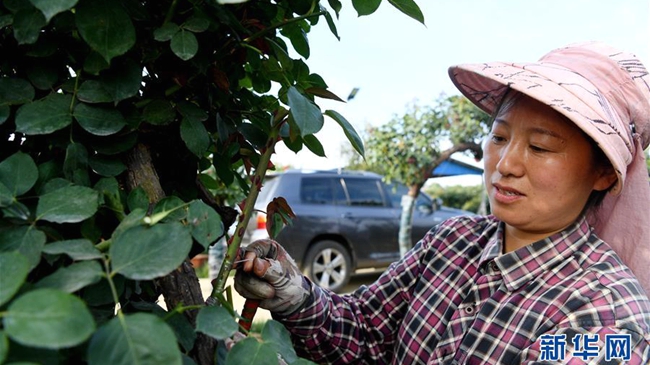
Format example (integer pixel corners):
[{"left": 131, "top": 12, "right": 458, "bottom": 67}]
[{"left": 234, "top": 42, "right": 650, "bottom": 364}]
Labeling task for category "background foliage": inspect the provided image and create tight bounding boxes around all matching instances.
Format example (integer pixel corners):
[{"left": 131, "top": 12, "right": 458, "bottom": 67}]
[
  {"left": 0, "top": 0, "right": 423, "bottom": 364},
  {"left": 424, "top": 183, "right": 486, "bottom": 213}
]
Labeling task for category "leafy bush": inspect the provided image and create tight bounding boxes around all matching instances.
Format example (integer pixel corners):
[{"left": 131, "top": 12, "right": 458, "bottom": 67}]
[
  {"left": 424, "top": 183, "right": 486, "bottom": 213},
  {"left": 0, "top": 0, "right": 422, "bottom": 364}
]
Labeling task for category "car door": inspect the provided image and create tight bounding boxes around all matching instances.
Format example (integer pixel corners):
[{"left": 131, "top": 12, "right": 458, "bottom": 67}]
[
  {"left": 384, "top": 182, "right": 442, "bottom": 244},
  {"left": 280, "top": 176, "right": 342, "bottom": 262},
  {"left": 338, "top": 177, "right": 400, "bottom": 268}
]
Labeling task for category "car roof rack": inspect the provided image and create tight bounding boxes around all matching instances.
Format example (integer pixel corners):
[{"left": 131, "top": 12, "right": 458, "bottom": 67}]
[{"left": 279, "top": 168, "right": 382, "bottom": 177}]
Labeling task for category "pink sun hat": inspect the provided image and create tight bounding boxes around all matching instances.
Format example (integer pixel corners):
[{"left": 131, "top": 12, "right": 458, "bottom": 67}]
[{"left": 448, "top": 42, "right": 650, "bottom": 295}]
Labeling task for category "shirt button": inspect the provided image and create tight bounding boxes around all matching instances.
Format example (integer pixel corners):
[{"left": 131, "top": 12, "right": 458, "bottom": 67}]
[
  {"left": 465, "top": 306, "right": 474, "bottom": 314},
  {"left": 490, "top": 261, "right": 499, "bottom": 272}
]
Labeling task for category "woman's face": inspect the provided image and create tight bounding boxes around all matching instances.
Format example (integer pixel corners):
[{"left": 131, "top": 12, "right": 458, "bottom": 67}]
[{"left": 483, "top": 94, "right": 615, "bottom": 249}]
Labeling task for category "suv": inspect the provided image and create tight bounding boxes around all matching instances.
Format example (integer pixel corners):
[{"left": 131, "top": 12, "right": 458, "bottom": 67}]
[{"left": 244, "top": 169, "right": 473, "bottom": 292}]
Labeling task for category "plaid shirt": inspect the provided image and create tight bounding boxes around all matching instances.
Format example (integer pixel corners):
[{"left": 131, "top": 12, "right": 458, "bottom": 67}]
[{"left": 278, "top": 215, "right": 650, "bottom": 364}]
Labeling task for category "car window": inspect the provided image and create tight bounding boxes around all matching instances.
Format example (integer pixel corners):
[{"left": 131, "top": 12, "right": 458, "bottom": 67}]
[
  {"left": 386, "top": 183, "right": 432, "bottom": 208},
  {"left": 300, "top": 177, "right": 334, "bottom": 204},
  {"left": 343, "top": 178, "right": 385, "bottom": 206}
]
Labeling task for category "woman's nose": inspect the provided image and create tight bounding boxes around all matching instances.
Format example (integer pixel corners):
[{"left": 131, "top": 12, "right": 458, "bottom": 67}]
[{"left": 495, "top": 143, "right": 525, "bottom": 177}]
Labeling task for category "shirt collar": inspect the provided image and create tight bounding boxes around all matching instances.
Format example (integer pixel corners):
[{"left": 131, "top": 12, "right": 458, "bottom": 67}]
[{"left": 480, "top": 215, "right": 593, "bottom": 292}]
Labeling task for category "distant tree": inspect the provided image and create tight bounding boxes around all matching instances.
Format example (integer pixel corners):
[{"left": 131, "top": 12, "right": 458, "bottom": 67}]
[
  {"left": 364, "top": 95, "right": 490, "bottom": 256},
  {"left": 424, "top": 183, "right": 486, "bottom": 213}
]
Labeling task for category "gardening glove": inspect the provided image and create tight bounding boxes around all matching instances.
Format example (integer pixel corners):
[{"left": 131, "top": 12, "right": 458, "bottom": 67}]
[{"left": 234, "top": 239, "right": 311, "bottom": 316}]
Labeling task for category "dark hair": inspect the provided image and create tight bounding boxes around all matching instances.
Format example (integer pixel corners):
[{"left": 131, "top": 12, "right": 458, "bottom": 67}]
[{"left": 490, "top": 89, "right": 615, "bottom": 213}]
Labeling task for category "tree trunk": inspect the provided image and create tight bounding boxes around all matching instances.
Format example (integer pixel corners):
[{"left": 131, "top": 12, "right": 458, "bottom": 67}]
[
  {"left": 125, "top": 143, "right": 216, "bottom": 365},
  {"left": 398, "top": 193, "right": 416, "bottom": 257}
]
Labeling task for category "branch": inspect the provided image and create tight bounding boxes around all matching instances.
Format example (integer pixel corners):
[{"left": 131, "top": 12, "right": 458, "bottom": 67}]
[{"left": 427, "top": 141, "right": 483, "bottom": 179}]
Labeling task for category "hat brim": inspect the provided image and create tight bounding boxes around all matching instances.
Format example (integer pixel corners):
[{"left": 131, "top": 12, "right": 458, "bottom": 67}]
[{"left": 448, "top": 61, "right": 629, "bottom": 195}]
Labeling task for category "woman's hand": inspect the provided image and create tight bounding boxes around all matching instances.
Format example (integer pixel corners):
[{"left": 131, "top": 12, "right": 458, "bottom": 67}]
[{"left": 234, "top": 239, "right": 311, "bottom": 316}]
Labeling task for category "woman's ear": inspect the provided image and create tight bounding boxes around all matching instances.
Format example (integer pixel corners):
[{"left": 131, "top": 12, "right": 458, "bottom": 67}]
[{"left": 593, "top": 167, "right": 618, "bottom": 192}]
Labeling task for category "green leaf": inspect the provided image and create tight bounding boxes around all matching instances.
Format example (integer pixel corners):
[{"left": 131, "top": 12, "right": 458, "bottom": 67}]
[
  {"left": 0, "top": 152, "right": 38, "bottom": 197},
  {"left": 282, "top": 24, "right": 309, "bottom": 59},
  {"left": 42, "top": 239, "right": 102, "bottom": 260},
  {"left": 3, "top": 288, "right": 95, "bottom": 349},
  {"left": 328, "top": 0, "right": 342, "bottom": 16},
  {"left": 37, "top": 185, "right": 99, "bottom": 223},
  {"left": 89, "top": 155, "right": 127, "bottom": 177},
  {"left": 26, "top": 62, "right": 59, "bottom": 90},
  {"left": 303, "top": 134, "right": 325, "bottom": 157},
  {"left": 110, "top": 222, "right": 192, "bottom": 280},
  {"left": 13, "top": 8, "right": 46, "bottom": 44},
  {"left": 177, "top": 101, "right": 208, "bottom": 122},
  {"left": 261, "top": 320, "right": 298, "bottom": 363},
  {"left": 83, "top": 51, "right": 110, "bottom": 75},
  {"left": 111, "top": 208, "right": 147, "bottom": 240},
  {"left": 87, "top": 313, "right": 182, "bottom": 365},
  {"left": 152, "top": 196, "right": 187, "bottom": 222},
  {"left": 74, "top": 103, "right": 126, "bottom": 136},
  {"left": 90, "top": 132, "right": 138, "bottom": 155},
  {"left": 143, "top": 99, "right": 176, "bottom": 125},
  {"left": 0, "top": 105, "right": 9, "bottom": 125},
  {"left": 94, "top": 177, "right": 125, "bottom": 218},
  {"left": 39, "top": 177, "right": 73, "bottom": 194},
  {"left": 63, "top": 144, "right": 90, "bottom": 186},
  {"left": 0, "top": 226, "right": 45, "bottom": 270},
  {"left": 35, "top": 261, "right": 103, "bottom": 293},
  {"left": 0, "top": 14, "right": 12, "bottom": 28},
  {"left": 75, "top": 0, "right": 135, "bottom": 63},
  {"left": 0, "top": 252, "right": 30, "bottom": 306},
  {"left": 29, "top": 0, "right": 77, "bottom": 22},
  {"left": 1, "top": 200, "right": 31, "bottom": 221},
  {"left": 101, "top": 59, "right": 142, "bottom": 102},
  {"left": 171, "top": 30, "right": 198, "bottom": 61},
  {"left": 127, "top": 186, "right": 149, "bottom": 212},
  {"left": 0, "top": 183, "right": 12, "bottom": 207},
  {"left": 287, "top": 86, "right": 323, "bottom": 137},
  {"left": 154, "top": 22, "right": 180, "bottom": 41},
  {"left": 77, "top": 80, "right": 113, "bottom": 103},
  {"left": 188, "top": 200, "right": 224, "bottom": 249},
  {"left": 83, "top": 275, "right": 125, "bottom": 306},
  {"left": 0, "top": 331, "right": 7, "bottom": 364},
  {"left": 195, "top": 306, "right": 238, "bottom": 340},
  {"left": 352, "top": 0, "right": 382, "bottom": 16},
  {"left": 180, "top": 117, "right": 210, "bottom": 157},
  {"left": 164, "top": 312, "right": 196, "bottom": 353},
  {"left": 198, "top": 173, "right": 219, "bottom": 190},
  {"left": 15, "top": 93, "right": 72, "bottom": 135},
  {"left": 325, "top": 109, "right": 365, "bottom": 156},
  {"left": 0, "top": 77, "right": 35, "bottom": 106},
  {"left": 226, "top": 337, "right": 278, "bottom": 365},
  {"left": 181, "top": 17, "right": 210, "bottom": 33},
  {"left": 388, "top": 0, "right": 425, "bottom": 24}
]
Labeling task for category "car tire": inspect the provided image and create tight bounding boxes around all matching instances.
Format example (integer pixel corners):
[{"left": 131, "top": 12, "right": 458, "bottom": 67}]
[{"left": 302, "top": 240, "right": 352, "bottom": 293}]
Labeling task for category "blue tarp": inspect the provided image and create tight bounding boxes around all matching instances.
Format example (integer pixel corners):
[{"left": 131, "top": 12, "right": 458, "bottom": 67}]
[{"left": 432, "top": 158, "right": 483, "bottom": 177}]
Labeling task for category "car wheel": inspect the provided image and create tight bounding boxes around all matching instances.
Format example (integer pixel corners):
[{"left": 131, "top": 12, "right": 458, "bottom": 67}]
[{"left": 302, "top": 240, "right": 352, "bottom": 293}]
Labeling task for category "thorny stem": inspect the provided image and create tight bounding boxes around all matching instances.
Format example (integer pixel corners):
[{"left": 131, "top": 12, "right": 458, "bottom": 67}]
[{"left": 210, "top": 112, "right": 286, "bottom": 299}]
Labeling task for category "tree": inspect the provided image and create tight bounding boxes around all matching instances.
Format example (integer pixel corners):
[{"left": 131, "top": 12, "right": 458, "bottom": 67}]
[
  {"left": 364, "top": 95, "right": 489, "bottom": 256},
  {"left": 424, "top": 183, "right": 486, "bottom": 213},
  {"left": 0, "top": 1, "right": 423, "bottom": 364}
]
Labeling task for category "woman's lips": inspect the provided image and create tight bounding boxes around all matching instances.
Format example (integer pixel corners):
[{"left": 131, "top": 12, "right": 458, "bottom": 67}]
[{"left": 493, "top": 183, "right": 524, "bottom": 203}]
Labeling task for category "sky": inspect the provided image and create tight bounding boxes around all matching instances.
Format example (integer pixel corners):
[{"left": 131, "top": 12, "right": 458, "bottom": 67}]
[{"left": 272, "top": 0, "right": 650, "bottom": 185}]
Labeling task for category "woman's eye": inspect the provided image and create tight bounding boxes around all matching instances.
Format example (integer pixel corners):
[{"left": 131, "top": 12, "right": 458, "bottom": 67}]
[{"left": 490, "top": 134, "right": 506, "bottom": 143}]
